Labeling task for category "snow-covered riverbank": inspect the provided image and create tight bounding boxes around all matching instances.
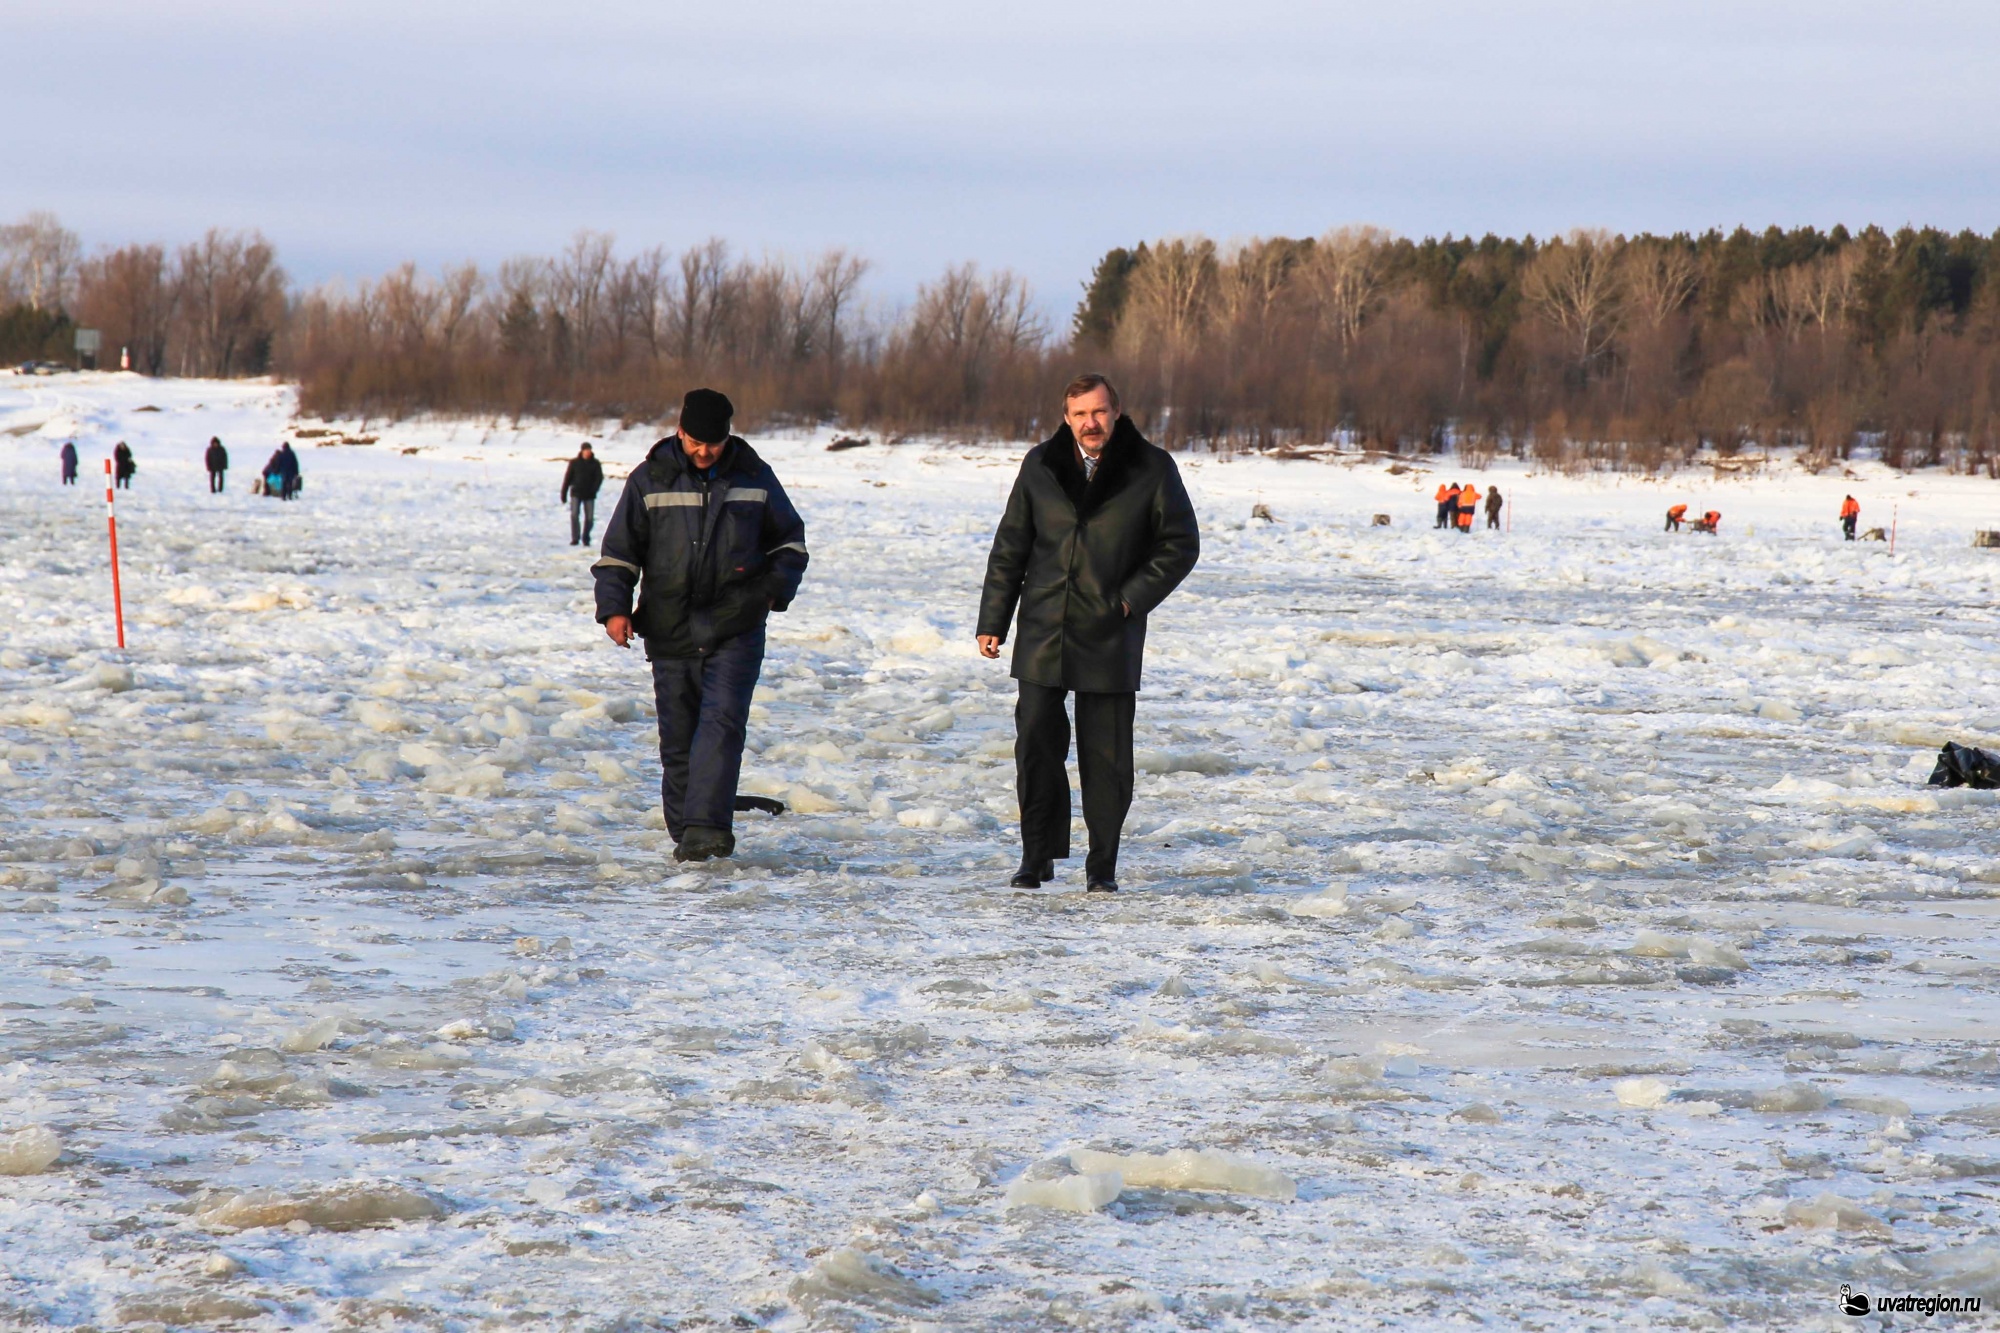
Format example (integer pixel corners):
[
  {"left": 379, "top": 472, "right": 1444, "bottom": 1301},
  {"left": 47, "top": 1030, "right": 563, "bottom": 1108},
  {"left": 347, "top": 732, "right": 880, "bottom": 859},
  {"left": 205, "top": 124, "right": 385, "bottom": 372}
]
[{"left": 5, "top": 372, "right": 2000, "bottom": 1328}]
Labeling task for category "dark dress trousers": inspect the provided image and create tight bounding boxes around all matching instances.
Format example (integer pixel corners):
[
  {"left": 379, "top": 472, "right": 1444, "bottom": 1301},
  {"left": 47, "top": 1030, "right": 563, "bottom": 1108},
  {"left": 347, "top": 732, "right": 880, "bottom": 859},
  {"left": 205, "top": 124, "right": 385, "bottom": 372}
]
[{"left": 977, "top": 416, "right": 1199, "bottom": 877}]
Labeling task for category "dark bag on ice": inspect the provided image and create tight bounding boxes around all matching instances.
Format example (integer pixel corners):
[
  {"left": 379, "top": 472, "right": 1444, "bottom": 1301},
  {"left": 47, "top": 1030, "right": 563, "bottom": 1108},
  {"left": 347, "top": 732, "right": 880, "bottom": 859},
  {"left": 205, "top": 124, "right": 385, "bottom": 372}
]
[{"left": 1928, "top": 742, "right": 2000, "bottom": 789}]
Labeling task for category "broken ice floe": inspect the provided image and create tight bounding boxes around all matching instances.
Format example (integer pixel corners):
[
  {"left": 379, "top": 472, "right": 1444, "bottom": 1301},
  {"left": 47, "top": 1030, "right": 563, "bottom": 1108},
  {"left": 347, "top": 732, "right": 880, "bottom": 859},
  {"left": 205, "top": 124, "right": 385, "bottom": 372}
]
[
  {"left": 0, "top": 1126, "right": 62, "bottom": 1175},
  {"left": 192, "top": 1181, "right": 448, "bottom": 1231},
  {"left": 790, "top": 1247, "right": 942, "bottom": 1311},
  {"left": 1004, "top": 1148, "right": 1297, "bottom": 1213}
]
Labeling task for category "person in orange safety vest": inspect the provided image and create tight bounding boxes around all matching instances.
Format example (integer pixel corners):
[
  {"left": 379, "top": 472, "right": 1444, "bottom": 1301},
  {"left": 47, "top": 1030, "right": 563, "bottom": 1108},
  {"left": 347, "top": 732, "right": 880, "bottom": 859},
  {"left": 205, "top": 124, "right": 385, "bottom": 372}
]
[
  {"left": 1665, "top": 503, "right": 1687, "bottom": 532},
  {"left": 1840, "top": 495, "right": 1860, "bottom": 541},
  {"left": 1436, "top": 482, "right": 1459, "bottom": 529},
  {"left": 1456, "top": 484, "right": 1480, "bottom": 531}
]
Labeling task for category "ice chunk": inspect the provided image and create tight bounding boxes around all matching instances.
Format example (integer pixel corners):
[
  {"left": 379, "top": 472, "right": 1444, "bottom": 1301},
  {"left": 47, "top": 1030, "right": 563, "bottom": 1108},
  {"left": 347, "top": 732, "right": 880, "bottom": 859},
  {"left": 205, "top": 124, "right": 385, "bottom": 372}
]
[
  {"left": 114, "top": 1292, "right": 266, "bottom": 1325},
  {"left": 1628, "top": 931, "right": 1691, "bottom": 957},
  {"left": 1943, "top": 1104, "right": 2000, "bottom": 1129},
  {"left": 1688, "top": 939, "right": 1748, "bottom": 970},
  {"left": 101, "top": 878, "right": 191, "bottom": 907},
  {"left": 1909, "top": 1243, "right": 2000, "bottom": 1299},
  {"left": 1630, "top": 1261, "right": 1697, "bottom": 1297},
  {"left": 352, "top": 749, "right": 402, "bottom": 781},
  {"left": 1134, "top": 749, "right": 1234, "bottom": 776},
  {"left": 790, "top": 1246, "right": 942, "bottom": 1310},
  {"left": 787, "top": 785, "right": 841, "bottom": 814},
  {"left": 367, "top": 1045, "right": 471, "bottom": 1071},
  {"left": 1003, "top": 1169, "right": 1124, "bottom": 1213},
  {"left": 909, "top": 707, "right": 956, "bottom": 736},
  {"left": 587, "top": 755, "right": 630, "bottom": 783},
  {"left": 1288, "top": 884, "right": 1349, "bottom": 918},
  {"left": 1783, "top": 1192, "right": 1890, "bottom": 1237},
  {"left": 554, "top": 805, "right": 600, "bottom": 835},
  {"left": 1752, "top": 1082, "right": 1827, "bottom": 1113},
  {"left": 280, "top": 1015, "right": 343, "bottom": 1053},
  {"left": 354, "top": 700, "right": 413, "bottom": 733},
  {"left": 1429, "top": 757, "right": 1497, "bottom": 791},
  {"left": 0, "top": 1126, "right": 61, "bottom": 1175},
  {"left": 11, "top": 703, "right": 72, "bottom": 729},
  {"left": 397, "top": 741, "right": 449, "bottom": 770},
  {"left": 1615, "top": 1077, "right": 1670, "bottom": 1109},
  {"left": 1066, "top": 1148, "right": 1295, "bottom": 1201},
  {"left": 1629, "top": 932, "right": 1748, "bottom": 970},
  {"left": 885, "top": 622, "right": 946, "bottom": 656},
  {"left": 1154, "top": 973, "right": 1192, "bottom": 998},
  {"left": 196, "top": 1182, "right": 446, "bottom": 1231}
]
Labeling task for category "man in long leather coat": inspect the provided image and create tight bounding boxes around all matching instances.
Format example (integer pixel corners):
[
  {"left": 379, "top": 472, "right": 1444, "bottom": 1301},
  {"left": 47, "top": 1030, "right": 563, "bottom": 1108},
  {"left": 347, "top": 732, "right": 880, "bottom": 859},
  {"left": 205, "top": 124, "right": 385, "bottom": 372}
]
[
  {"left": 593, "top": 389, "right": 809, "bottom": 862},
  {"left": 976, "top": 374, "right": 1200, "bottom": 891}
]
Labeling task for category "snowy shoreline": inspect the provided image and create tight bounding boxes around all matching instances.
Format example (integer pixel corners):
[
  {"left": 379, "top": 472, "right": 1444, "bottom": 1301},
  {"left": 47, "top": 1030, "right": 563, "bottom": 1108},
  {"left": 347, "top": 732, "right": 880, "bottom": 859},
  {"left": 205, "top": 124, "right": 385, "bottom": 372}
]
[{"left": 5, "top": 372, "right": 2000, "bottom": 1328}]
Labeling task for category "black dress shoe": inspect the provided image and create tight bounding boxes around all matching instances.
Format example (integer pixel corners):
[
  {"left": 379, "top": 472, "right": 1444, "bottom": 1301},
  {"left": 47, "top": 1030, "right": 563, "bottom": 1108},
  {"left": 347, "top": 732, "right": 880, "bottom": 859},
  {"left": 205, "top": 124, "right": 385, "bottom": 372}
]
[
  {"left": 674, "top": 826, "right": 736, "bottom": 862},
  {"left": 1008, "top": 859, "right": 1054, "bottom": 888},
  {"left": 1086, "top": 878, "right": 1119, "bottom": 893}
]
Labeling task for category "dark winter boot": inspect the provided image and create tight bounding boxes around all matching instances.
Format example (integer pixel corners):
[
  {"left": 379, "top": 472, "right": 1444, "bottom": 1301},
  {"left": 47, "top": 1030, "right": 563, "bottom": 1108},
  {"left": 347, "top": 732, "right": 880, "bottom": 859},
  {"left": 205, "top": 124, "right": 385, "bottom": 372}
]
[{"left": 674, "top": 826, "right": 736, "bottom": 862}]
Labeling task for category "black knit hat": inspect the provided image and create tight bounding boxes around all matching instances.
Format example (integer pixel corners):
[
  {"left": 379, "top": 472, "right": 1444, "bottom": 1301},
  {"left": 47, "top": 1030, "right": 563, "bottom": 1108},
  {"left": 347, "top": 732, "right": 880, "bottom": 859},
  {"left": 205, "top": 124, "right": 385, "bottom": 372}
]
[{"left": 680, "top": 388, "right": 734, "bottom": 445}]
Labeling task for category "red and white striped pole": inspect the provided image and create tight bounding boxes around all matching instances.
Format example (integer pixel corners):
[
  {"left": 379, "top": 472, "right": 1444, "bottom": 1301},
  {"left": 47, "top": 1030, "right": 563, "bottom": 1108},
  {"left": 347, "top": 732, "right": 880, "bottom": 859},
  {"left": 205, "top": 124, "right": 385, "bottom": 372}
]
[{"left": 104, "top": 458, "right": 126, "bottom": 649}]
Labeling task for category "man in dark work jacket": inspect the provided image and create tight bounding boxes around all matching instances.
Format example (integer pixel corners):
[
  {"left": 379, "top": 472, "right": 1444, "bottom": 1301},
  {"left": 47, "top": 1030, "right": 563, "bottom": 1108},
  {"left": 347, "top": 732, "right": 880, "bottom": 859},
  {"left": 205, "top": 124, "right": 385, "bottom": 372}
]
[
  {"left": 593, "top": 389, "right": 809, "bottom": 862},
  {"left": 976, "top": 373, "right": 1200, "bottom": 892}
]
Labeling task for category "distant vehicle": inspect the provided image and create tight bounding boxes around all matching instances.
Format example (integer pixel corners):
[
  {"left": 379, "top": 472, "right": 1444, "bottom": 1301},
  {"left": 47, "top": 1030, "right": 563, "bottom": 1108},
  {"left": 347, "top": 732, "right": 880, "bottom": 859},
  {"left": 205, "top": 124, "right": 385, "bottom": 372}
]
[{"left": 12, "top": 360, "right": 68, "bottom": 376}]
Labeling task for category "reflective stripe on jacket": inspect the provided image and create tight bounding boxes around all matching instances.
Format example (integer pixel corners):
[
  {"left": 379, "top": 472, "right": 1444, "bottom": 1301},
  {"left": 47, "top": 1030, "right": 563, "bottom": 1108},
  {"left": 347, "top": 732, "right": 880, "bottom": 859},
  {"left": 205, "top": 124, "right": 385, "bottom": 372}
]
[{"left": 592, "top": 436, "right": 807, "bottom": 657}]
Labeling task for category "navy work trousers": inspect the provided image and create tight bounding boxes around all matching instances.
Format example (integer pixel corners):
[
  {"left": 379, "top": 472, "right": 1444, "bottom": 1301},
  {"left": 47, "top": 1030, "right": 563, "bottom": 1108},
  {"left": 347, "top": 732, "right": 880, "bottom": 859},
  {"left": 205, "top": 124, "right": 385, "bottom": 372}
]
[
  {"left": 1015, "top": 682, "right": 1135, "bottom": 881},
  {"left": 570, "top": 495, "right": 596, "bottom": 545},
  {"left": 649, "top": 626, "right": 764, "bottom": 842}
]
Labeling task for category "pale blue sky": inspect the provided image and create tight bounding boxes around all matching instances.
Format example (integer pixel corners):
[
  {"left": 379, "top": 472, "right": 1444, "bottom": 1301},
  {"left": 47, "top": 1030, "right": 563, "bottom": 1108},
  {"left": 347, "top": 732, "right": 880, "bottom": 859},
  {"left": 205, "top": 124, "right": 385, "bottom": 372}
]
[{"left": 10, "top": 0, "right": 1998, "bottom": 316}]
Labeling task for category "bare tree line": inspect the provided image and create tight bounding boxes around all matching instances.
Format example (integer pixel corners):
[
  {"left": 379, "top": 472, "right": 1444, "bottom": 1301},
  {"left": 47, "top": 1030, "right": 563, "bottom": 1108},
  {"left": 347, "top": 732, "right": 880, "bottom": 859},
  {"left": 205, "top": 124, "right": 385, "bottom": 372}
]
[
  {"left": 283, "top": 231, "right": 1049, "bottom": 433},
  {"left": 8, "top": 211, "right": 2000, "bottom": 472},
  {"left": 2, "top": 215, "right": 285, "bottom": 376},
  {"left": 1079, "top": 224, "right": 2000, "bottom": 473}
]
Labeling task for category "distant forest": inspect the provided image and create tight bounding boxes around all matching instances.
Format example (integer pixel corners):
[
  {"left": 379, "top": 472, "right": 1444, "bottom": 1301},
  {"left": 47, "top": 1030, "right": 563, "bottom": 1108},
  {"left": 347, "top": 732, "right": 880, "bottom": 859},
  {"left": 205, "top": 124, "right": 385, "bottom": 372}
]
[{"left": 5, "top": 210, "right": 1999, "bottom": 472}]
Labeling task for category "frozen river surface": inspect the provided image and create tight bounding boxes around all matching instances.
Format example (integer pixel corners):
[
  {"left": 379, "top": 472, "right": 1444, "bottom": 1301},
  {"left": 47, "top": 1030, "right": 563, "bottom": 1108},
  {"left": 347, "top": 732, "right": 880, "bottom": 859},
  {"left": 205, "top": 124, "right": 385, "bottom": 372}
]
[{"left": 5, "top": 374, "right": 2000, "bottom": 1330}]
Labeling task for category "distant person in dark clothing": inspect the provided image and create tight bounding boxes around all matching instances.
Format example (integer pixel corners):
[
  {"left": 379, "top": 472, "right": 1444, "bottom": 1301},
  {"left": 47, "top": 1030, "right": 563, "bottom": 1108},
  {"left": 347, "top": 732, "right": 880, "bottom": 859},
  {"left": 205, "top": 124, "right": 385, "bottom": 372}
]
[
  {"left": 562, "top": 443, "right": 604, "bottom": 546},
  {"left": 261, "top": 445, "right": 300, "bottom": 500},
  {"left": 113, "top": 442, "right": 135, "bottom": 489},
  {"left": 60, "top": 441, "right": 77, "bottom": 484},
  {"left": 1485, "top": 484, "right": 1503, "bottom": 530},
  {"left": 205, "top": 437, "right": 228, "bottom": 492}
]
